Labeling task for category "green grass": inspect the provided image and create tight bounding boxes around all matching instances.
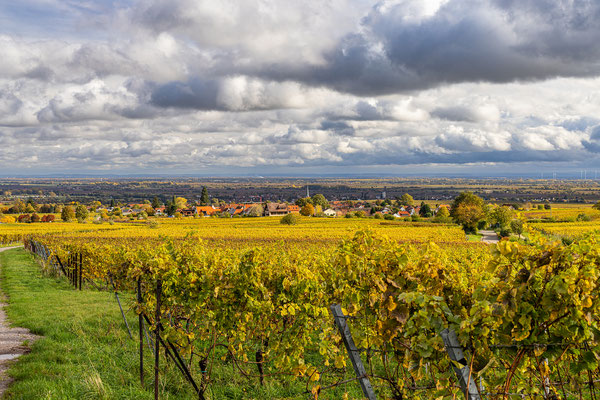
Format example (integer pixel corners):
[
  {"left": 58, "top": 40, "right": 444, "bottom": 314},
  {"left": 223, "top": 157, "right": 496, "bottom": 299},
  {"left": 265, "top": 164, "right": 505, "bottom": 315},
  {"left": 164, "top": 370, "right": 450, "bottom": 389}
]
[
  {"left": 466, "top": 233, "right": 483, "bottom": 242},
  {"left": 0, "top": 248, "right": 194, "bottom": 399},
  {"left": 0, "top": 249, "right": 368, "bottom": 399}
]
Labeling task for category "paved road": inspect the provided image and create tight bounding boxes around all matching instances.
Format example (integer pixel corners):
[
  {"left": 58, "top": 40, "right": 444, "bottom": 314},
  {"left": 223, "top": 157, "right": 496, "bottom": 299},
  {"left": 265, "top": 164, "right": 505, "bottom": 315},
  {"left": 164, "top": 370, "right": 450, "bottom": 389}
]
[
  {"left": 479, "top": 230, "right": 500, "bottom": 244},
  {"left": 0, "top": 246, "right": 39, "bottom": 396}
]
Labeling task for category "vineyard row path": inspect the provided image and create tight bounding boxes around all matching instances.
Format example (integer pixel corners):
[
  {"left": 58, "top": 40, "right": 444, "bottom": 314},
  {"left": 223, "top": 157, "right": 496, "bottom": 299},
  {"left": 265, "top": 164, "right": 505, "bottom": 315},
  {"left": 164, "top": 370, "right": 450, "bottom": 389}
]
[{"left": 0, "top": 246, "right": 40, "bottom": 396}]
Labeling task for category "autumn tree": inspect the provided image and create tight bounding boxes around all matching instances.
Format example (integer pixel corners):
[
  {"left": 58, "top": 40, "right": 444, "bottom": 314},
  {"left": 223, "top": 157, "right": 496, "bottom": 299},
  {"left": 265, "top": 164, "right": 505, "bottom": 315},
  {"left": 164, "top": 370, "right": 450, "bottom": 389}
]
[
  {"left": 450, "top": 192, "right": 486, "bottom": 233},
  {"left": 300, "top": 204, "right": 315, "bottom": 216},
  {"left": 175, "top": 197, "right": 188, "bottom": 209},
  {"left": 399, "top": 193, "right": 414, "bottom": 207},
  {"left": 61, "top": 206, "right": 76, "bottom": 222},
  {"left": 490, "top": 205, "right": 515, "bottom": 229}
]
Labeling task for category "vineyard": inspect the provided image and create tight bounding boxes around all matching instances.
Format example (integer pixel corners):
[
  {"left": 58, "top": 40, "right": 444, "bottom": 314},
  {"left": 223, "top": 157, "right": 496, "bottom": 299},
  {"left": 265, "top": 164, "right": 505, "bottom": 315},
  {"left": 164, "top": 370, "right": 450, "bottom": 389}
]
[{"left": 3, "top": 217, "right": 600, "bottom": 399}]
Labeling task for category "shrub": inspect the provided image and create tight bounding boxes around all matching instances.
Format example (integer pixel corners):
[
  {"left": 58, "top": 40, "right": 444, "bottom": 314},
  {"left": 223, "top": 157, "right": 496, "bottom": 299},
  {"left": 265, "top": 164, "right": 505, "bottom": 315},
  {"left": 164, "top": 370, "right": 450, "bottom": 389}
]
[
  {"left": 280, "top": 213, "right": 300, "bottom": 225},
  {"left": 499, "top": 228, "right": 512, "bottom": 238}
]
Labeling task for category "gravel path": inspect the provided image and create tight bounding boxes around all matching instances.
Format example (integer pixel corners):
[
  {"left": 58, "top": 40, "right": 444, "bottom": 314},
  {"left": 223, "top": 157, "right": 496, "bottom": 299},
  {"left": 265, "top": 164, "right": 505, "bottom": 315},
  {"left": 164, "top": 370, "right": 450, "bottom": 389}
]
[
  {"left": 0, "top": 247, "right": 40, "bottom": 396},
  {"left": 479, "top": 230, "right": 500, "bottom": 244}
]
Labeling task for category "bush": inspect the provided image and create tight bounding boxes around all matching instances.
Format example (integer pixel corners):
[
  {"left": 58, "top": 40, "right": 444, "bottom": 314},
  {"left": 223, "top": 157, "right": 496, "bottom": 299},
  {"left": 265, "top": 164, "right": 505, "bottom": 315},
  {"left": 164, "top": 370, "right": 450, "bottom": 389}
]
[
  {"left": 576, "top": 213, "right": 591, "bottom": 222},
  {"left": 411, "top": 215, "right": 421, "bottom": 222},
  {"left": 280, "top": 213, "right": 300, "bottom": 225},
  {"left": 499, "top": 228, "right": 511, "bottom": 238},
  {"left": 345, "top": 213, "right": 354, "bottom": 219},
  {"left": 373, "top": 213, "right": 383, "bottom": 219},
  {"left": 383, "top": 214, "right": 395, "bottom": 220}
]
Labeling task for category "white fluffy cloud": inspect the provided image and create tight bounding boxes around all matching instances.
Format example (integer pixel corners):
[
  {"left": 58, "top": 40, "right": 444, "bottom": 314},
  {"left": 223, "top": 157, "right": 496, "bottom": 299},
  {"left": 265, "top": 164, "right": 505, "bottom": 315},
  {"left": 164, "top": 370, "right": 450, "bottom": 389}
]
[{"left": 1, "top": 0, "right": 600, "bottom": 174}]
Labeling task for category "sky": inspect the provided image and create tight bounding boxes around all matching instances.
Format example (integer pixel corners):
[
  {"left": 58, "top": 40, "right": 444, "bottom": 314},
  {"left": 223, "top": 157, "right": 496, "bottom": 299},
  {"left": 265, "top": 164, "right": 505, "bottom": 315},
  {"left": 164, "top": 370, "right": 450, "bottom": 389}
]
[{"left": 1, "top": 0, "right": 600, "bottom": 177}]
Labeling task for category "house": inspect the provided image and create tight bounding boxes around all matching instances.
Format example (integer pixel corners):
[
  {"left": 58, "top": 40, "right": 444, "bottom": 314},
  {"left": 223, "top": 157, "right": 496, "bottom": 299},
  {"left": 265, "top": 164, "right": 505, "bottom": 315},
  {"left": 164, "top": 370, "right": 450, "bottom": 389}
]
[
  {"left": 195, "top": 206, "right": 218, "bottom": 216},
  {"left": 323, "top": 208, "right": 337, "bottom": 217},
  {"left": 393, "top": 211, "right": 411, "bottom": 218},
  {"left": 154, "top": 206, "right": 166, "bottom": 215},
  {"left": 265, "top": 203, "right": 289, "bottom": 216},
  {"left": 287, "top": 205, "right": 300, "bottom": 214},
  {"left": 181, "top": 208, "right": 196, "bottom": 217}
]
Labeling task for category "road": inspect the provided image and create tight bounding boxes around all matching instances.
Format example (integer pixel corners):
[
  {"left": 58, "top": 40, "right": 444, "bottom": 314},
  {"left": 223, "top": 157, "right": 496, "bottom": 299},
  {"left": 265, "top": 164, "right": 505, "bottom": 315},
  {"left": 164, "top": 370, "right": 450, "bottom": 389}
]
[{"left": 479, "top": 230, "right": 500, "bottom": 244}]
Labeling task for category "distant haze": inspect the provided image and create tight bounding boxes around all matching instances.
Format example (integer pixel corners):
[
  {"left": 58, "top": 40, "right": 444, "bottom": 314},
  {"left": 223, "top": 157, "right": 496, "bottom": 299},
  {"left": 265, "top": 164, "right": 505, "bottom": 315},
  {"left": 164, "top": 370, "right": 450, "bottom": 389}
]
[{"left": 1, "top": 1, "right": 600, "bottom": 175}]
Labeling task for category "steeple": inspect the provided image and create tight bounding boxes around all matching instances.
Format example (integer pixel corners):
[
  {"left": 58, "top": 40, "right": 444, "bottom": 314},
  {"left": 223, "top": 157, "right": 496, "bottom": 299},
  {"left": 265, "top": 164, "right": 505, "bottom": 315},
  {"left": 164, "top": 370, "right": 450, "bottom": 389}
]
[{"left": 306, "top": 185, "right": 310, "bottom": 198}]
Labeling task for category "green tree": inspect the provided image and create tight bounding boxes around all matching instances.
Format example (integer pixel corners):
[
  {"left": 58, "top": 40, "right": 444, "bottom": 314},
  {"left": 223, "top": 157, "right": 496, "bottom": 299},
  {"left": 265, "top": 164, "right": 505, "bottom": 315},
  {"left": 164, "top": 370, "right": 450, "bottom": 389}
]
[
  {"left": 61, "top": 206, "right": 75, "bottom": 222},
  {"left": 111, "top": 207, "right": 122, "bottom": 217},
  {"left": 510, "top": 219, "right": 524, "bottom": 238},
  {"left": 295, "top": 197, "right": 312, "bottom": 207},
  {"left": 311, "top": 194, "right": 329, "bottom": 209},
  {"left": 25, "top": 204, "right": 36, "bottom": 213},
  {"left": 200, "top": 187, "right": 209, "bottom": 206},
  {"left": 75, "top": 204, "right": 89, "bottom": 222},
  {"left": 300, "top": 204, "right": 315, "bottom": 216},
  {"left": 490, "top": 205, "right": 515, "bottom": 229},
  {"left": 152, "top": 197, "right": 161, "bottom": 209},
  {"left": 450, "top": 192, "right": 486, "bottom": 232},
  {"left": 419, "top": 203, "right": 433, "bottom": 218},
  {"left": 399, "top": 193, "right": 414, "bottom": 207},
  {"left": 593, "top": 201, "right": 600, "bottom": 211}
]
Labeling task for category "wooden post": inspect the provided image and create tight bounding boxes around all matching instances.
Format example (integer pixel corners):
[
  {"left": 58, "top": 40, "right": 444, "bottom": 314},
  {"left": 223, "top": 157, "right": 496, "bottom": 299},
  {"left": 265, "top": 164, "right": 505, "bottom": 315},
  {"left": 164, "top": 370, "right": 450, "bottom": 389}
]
[
  {"left": 155, "top": 280, "right": 162, "bottom": 400},
  {"left": 79, "top": 253, "right": 83, "bottom": 290},
  {"left": 138, "top": 279, "right": 144, "bottom": 387},
  {"left": 440, "top": 328, "right": 481, "bottom": 400},
  {"left": 330, "top": 304, "right": 377, "bottom": 400}
]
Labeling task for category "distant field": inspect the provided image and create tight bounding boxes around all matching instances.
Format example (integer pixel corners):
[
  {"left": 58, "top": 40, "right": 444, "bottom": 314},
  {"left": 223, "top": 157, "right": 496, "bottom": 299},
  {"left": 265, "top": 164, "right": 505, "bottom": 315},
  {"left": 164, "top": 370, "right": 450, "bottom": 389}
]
[
  {"left": 530, "top": 220, "right": 600, "bottom": 238},
  {"left": 0, "top": 217, "right": 468, "bottom": 249}
]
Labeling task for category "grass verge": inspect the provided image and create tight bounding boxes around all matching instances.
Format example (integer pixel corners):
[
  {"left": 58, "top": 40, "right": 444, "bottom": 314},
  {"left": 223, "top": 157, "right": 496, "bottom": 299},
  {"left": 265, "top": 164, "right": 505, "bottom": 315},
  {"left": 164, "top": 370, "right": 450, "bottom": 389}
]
[{"left": 0, "top": 248, "right": 194, "bottom": 399}]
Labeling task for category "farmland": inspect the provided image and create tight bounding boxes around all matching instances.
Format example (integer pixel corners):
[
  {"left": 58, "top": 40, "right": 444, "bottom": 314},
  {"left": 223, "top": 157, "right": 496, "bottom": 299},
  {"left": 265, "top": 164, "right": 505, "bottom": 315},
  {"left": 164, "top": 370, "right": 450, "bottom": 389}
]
[{"left": 3, "top": 199, "right": 600, "bottom": 398}]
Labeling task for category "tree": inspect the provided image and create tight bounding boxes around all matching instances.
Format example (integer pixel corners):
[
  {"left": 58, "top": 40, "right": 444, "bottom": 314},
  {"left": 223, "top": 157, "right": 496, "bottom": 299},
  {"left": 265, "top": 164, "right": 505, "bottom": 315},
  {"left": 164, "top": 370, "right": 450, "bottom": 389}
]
[
  {"left": 110, "top": 199, "right": 115, "bottom": 208},
  {"left": 295, "top": 197, "right": 312, "bottom": 207},
  {"left": 31, "top": 213, "right": 41, "bottom": 223},
  {"left": 90, "top": 201, "right": 102, "bottom": 209},
  {"left": 311, "top": 194, "right": 329, "bottom": 209},
  {"left": 61, "top": 206, "right": 76, "bottom": 222},
  {"left": 246, "top": 204, "right": 264, "bottom": 217},
  {"left": 510, "top": 219, "right": 524, "bottom": 238},
  {"left": 300, "top": 204, "right": 315, "bottom": 216},
  {"left": 25, "top": 204, "right": 36, "bottom": 213},
  {"left": 399, "top": 193, "right": 414, "bottom": 207},
  {"left": 111, "top": 207, "right": 122, "bottom": 217},
  {"left": 175, "top": 197, "right": 188, "bottom": 209},
  {"left": 152, "top": 197, "right": 161, "bottom": 209},
  {"left": 200, "top": 187, "right": 209, "bottom": 206},
  {"left": 75, "top": 205, "right": 89, "bottom": 222},
  {"left": 419, "top": 203, "right": 433, "bottom": 218},
  {"left": 451, "top": 192, "right": 486, "bottom": 232},
  {"left": 453, "top": 203, "right": 486, "bottom": 233},
  {"left": 166, "top": 201, "right": 177, "bottom": 216},
  {"left": 433, "top": 206, "right": 451, "bottom": 223},
  {"left": 490, "top": 206, "right": 515, "bottom": 229},
  {"left": 12, "top": 199, "right": 25, "bottom": 213}
]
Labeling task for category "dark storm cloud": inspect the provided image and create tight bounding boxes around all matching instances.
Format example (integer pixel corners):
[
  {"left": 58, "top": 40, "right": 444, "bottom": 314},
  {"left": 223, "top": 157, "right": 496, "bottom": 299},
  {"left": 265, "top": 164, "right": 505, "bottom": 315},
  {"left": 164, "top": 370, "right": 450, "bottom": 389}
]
[
  {"left": 245, "top": 0, "right": 600, "bottom": 96},
  {"left": 150, "top": 79, "right": 220, "bottom": 110}
]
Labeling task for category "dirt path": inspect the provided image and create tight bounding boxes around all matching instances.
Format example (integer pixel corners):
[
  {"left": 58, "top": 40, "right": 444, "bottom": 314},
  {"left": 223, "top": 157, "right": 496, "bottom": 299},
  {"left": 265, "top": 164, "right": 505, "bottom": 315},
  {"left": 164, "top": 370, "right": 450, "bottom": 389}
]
[
  {"left": 479, "top": 230, "right": 500, "bottom": 244},
  {"left": 0, "top": 246, "right": 40, "bottom": 396}
]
